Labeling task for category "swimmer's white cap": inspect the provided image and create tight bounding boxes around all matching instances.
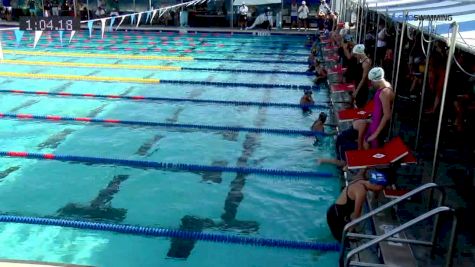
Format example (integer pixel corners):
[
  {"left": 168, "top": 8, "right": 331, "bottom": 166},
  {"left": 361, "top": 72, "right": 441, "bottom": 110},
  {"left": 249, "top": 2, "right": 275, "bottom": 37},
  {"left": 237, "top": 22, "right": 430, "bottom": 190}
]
[
  {"left": 368, "top": 67, "right": 385, "bottom": 81},
  {"left": 302, "top": 1, "right": 306, "bottom": 4},
  {"left": 352, "top": 44, "right": 365, "bottom": 55}
]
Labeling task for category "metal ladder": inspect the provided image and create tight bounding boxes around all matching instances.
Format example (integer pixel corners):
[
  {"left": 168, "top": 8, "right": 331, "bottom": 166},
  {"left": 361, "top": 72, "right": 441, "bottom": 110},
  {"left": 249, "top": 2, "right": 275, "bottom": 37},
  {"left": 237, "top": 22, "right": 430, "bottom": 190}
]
[{"left": 338, "top": 183, "right": 457, "bottom": 267}]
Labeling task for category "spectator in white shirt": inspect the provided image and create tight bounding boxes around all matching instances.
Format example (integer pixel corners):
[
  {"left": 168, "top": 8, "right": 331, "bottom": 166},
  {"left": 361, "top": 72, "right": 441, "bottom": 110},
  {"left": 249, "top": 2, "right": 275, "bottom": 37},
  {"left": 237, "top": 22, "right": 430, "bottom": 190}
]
[{"left": 298, "top": 1, "right": 309, "bottom": 31}]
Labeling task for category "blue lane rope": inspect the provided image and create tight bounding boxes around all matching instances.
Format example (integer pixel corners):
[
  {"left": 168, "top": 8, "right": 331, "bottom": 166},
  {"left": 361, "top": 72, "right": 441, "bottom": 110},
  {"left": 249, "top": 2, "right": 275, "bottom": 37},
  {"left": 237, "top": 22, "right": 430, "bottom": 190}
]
[
  {"left": 0, "top": 113, "right": 331, "bottom": 137},
  {"left": 0, "top": 151, "right": 336, "bottom": 179},
  {"left": 194, "top": 57, "right": 307, "bottom": 65},
  {"left": 0, "top": 215, "right": 340, "bottom": 251},
  {"left": 0, "top": 90, "right": 330, "bottom": 109},
  {"left": 158, "top": 80, "right": 317, "bottom": 90},
  {"left": 181, "top": 67, "right": 313, "bottom": 76},
  {"left": 1, "top": 43, "right": 311, "bottom": 58}
]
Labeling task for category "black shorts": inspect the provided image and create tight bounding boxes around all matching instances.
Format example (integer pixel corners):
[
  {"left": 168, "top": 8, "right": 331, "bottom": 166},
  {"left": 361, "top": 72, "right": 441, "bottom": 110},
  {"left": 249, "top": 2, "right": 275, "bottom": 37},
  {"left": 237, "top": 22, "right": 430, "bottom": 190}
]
[{"left": 239, "top": 14, "right": 247, "bottom": 23}]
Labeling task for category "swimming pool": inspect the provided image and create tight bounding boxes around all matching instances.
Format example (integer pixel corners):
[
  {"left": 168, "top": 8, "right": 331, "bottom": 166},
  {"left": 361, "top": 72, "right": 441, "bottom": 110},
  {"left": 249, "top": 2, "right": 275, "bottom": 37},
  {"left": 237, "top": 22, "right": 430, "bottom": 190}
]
[{"left": 0, "top": 30, "right": 340, "bottom": 266}]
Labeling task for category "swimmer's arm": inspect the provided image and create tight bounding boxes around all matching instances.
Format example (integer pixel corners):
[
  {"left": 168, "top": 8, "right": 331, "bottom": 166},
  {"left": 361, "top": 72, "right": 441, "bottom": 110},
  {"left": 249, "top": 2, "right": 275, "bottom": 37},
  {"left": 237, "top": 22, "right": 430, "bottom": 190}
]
[{"left": 351, "top": 191, "right": 365, "bottom": 220}]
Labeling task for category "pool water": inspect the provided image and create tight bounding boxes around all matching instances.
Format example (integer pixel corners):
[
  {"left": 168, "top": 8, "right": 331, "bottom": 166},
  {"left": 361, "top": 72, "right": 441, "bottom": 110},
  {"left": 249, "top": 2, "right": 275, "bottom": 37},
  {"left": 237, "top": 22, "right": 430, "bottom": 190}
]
[{"left": 0, "top": 30, "right": 340, "bottom": 266}]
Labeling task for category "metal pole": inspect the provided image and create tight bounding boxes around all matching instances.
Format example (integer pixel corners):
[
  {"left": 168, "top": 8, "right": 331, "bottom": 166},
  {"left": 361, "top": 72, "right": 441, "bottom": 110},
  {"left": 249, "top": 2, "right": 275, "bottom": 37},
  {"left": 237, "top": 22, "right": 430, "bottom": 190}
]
[
  {"left": 42, "top": 0, "right": 45, "bottom": 16},
  {"left": 393, "top": 11, "right": 407, "bottom": 96},
  {"left": 362, "top": 2, "right": 368, "bottom": 44},
  {"left": 391, "top": 19, "right": 399, "bottom": 85},
  {"left": 430, "top": 22, "right": 459, "bottom": 184},
  {"left": 230, "top": 0, "right": 233, "bottom": 28},
  {"left": 359, "top": 0, "right": 365, "bottom": 43},
  {"left": 373, "top": 9, "right": 380, "bottom": 65},
  {"left": 387, "top": 11, "right": 406, "bottom": 139},
  {"left": 73, "top": 0, "right": 77, "bottom": 17},
  {"left": 149, "top": 0, "right": 151, "bottom": 11},
  {"left": 415, "top": 33, "right": 432, "bottom": 150},
  {"left": 355, "top": 0, "right": 361, "bottom": 43}
]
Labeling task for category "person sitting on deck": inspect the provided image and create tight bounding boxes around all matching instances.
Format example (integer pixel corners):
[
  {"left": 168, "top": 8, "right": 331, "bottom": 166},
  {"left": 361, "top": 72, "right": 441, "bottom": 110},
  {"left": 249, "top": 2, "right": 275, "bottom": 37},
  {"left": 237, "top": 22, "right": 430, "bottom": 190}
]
[
  {"left": 246, "top": 7, "right": 273, "bottom": 31},
  {"left": 327, "top": 169, "right": 388, "bottom": 241},
  {"left": 300, "top": 89, "right": 315, "bottom": 114}
]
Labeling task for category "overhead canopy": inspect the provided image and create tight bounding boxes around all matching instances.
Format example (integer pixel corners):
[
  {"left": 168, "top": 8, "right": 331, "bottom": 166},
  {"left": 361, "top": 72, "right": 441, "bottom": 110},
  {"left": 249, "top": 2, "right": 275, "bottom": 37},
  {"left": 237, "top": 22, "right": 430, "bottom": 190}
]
[
  {"left": 233, "top": 0, "right": 281, "bottom": 6},
  {"left": 355, "top": 0, "right": 475, "bottom": 53}
]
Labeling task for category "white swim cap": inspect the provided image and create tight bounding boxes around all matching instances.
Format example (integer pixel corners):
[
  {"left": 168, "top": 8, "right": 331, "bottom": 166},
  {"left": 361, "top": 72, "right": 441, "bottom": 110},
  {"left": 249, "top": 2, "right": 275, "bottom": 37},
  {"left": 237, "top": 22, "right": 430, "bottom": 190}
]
[
  {"left": 352, "top": 44, "right": 365, "bottom": 55},
  {"left": 302, "top": 1, "right": 306, "bottom": 5},
  {"left": 368, "top": 67, "right": 385, "bottom": 81}
]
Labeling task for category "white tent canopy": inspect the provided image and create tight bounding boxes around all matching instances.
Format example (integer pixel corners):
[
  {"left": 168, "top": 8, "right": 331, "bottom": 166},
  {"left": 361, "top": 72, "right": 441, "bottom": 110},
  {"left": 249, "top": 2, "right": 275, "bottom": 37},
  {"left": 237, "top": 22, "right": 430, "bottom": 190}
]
[
  {"left": 233, "top": 0, "right": 281, "bottom": 6},
  {"left": 352, "top": 0, "right": 475, "bottom": 53}
]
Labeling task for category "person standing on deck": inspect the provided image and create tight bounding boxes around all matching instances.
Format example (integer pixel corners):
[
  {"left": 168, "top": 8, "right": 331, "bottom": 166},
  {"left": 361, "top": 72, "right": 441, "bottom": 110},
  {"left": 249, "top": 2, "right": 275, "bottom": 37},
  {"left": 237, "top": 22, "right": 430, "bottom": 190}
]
[{"left": 364, "top": 67, "right": 395, "bottom": 149}]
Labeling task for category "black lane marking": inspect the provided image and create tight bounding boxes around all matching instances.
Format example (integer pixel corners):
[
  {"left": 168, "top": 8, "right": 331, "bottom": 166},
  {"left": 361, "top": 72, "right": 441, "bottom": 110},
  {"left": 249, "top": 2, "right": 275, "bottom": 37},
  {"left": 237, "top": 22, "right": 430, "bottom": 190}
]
[
  {"left": 135, "top": 135, "right": 164, "bottom": 156},
  {"left": 166, "top": 89, "right": 269, "bottom": 259},
  {"left": 57, "top": 175, "right": 129, "bottom": 222},
  {"left": 37, "top": 128, "right": 75, "bottom": 149},
  {"left": 8, "top": 99, "right": 40, "bottom": 113},
  {"left": 0, "top": 166, "right": 21, "bottom": 181}
]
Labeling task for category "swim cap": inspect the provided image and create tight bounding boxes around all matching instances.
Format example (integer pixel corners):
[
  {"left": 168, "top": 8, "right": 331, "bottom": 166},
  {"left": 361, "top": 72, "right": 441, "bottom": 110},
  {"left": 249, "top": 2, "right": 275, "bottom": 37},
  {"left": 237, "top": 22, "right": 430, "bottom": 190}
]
[
  {"left": 304, "top": 89, "right": 313, "bottom": 94},
  {"left": 368, "top": 67, "right": 385, "bottom": 81},
  {"left": 302, "top": 1, "right": 306, "bottom": 4},
  {"left": 344, "top": 34, "right": 353, "bottom": 42},
  {"left": 352, "top": 44, "right": 365, "bottom": 55},
  {"left": 319, "top": 112, "right": 327, "bottom": 122},
  {"left": 369, "top": 170, "right": 388, "bottom": 186}
]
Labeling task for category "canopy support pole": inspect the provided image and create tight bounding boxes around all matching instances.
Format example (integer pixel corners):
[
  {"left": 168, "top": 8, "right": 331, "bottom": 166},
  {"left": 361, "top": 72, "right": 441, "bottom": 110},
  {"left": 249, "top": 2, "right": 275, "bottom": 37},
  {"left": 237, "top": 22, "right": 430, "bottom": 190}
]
[
  {"left": 373, "top": 4, "right": 380, "bottom": 64},
  {"left": 387, "top": 11, "right": 407, "bottom": 140},
  {"left": 430, "top": 22, "right": 459, "bottom": 184},
  {"left": 415, "top": 27, "right": 433, "bottom": 151}
]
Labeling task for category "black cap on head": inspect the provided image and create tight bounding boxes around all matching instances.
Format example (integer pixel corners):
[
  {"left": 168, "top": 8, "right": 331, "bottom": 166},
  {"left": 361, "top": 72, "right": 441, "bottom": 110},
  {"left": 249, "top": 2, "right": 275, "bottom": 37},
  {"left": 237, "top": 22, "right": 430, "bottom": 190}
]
[{"left": 318, "top": 112, "right": 327, "bottom": 123}]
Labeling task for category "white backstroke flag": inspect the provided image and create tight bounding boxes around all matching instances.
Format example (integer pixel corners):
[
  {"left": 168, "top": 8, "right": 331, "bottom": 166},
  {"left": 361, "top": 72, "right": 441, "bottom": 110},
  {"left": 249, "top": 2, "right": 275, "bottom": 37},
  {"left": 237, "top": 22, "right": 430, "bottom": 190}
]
[
  {"left": 33, "top": 31, "right": 43, "bottom": 48},
  {"left": 101, "top": 18, "right": 106, "bottom": 39}
]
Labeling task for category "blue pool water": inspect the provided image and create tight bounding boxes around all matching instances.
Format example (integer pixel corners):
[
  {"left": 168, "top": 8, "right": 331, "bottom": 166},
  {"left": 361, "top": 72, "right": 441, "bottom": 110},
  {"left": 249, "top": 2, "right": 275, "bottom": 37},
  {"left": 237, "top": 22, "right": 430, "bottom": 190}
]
[{"left": 0, "top": 30, "right": 340, "bottom": 266}]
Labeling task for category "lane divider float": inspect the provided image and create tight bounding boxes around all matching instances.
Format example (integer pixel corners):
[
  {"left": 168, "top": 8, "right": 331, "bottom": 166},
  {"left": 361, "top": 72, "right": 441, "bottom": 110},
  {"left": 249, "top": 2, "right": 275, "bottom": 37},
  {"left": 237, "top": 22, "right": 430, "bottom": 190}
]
[
  {"left": 0, "top": 215, "right": 340, "bottom": 251},
  {"left": 0, "top": 151, "right": 335, "bottom": 178}
]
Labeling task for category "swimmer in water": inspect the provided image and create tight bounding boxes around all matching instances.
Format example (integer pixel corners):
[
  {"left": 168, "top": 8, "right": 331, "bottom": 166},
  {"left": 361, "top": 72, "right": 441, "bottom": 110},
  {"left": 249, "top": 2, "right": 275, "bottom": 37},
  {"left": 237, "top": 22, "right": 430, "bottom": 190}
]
[
  {"left": 311, "top": 112, "right": 327, "bottom": 145},
  {"left": 300, "top": 89, "right": 314, "bottom": 114}
]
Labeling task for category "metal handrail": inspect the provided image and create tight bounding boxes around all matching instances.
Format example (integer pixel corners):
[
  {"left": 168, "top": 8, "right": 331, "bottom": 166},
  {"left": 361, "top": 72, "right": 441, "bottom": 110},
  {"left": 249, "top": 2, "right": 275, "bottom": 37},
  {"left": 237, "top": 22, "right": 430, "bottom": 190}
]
[
  {"left": 344, "top": 206, "right": 457, "bottom": 267},
  {"left": 339, "top": 183, "right": 445, "bottom": 263}
]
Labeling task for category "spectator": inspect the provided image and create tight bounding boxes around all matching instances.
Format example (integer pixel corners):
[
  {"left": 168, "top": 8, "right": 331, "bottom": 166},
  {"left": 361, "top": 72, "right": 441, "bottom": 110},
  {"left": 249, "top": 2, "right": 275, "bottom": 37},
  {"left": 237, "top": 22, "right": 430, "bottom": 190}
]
[
  {"left": 297, "top": 1, "right": 309, "bottom": 31},
  {"left": 290, "top": 0, "right": 298, "bottom": 30},
  {"left": 238, "top": 2, "right": 248, "bottom": 30}
]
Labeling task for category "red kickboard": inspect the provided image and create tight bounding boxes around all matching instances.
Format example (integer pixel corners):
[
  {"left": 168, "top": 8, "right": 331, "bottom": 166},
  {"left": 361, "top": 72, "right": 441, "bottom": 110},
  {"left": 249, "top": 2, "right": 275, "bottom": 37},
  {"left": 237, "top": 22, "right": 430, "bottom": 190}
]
[
  {"left": 328, "top": 67, "right": 347, "bottom": 75},
  {"left": 337, "top": 101, "right": 375, "bottom": 121},
  {"left": 331, "top": 83, "right": 354, "bottom": 92},
  {"left": 345, "top": 137, "right": 410, "bottom": 169},
  {"left": 325, "top": 55, "right": 339, "bottom": 62},
  {"left": 338, "top": 109, "right": 370, "bottom": 121}
]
